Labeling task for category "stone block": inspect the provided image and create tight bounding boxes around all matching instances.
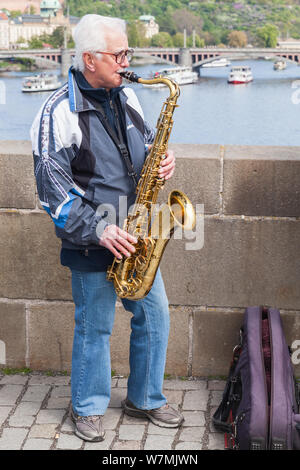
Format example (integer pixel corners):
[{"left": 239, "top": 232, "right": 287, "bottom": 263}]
[
  {"left": 175, "top": 441, "right": 202, "bottom": 450},
  {"left": 223, "top": 145, "right": 300, "bottom": 216},
  {"left": 27, "top": 302, "right": 74, "bottom": 371},
  {"left": 28, "top": 423, "right": 58, "bottom": 439},
  {"left": 192, "top": 309, "right": 244, "bottom": 376},
  {"left": 207, "top": 432, "right": 224, "bottom": 450},
  {"left": 35, "top": 409, "right": 65, "bottom": 425},
  {"left": 0, "top": 212, "right": 71, "bottom": 300},
  {"left": 166, "top": 307, "right": 190, "bottom": 376},
  {"left": 21, "top": 385, "right": 50, "bottom": 402},
  {"left": 118, "top": 424, "right": 145, "bottom": 441},
  {"left": 179, "top": 426, "right": 205, "bottom": 442},
  {"left": 182, "top": 390, "right": 209, "bottom": 411},
  {"left": 0, "top": 427, "right": 28, "bottom": 450},
  {"left": 56, "top": 433, "right": 83, "bottom": 450},
  {"left": 144, "top": 434, "right": 173, "bottom": 450},
  {"left": 23, "top": 439, "right": 53, "bottom": 450},
  {"left": 164, "top": 144, "right": 221, "bottom": 214},
  {"left": 0, "top": 152, "right": 35, "bottom": 209},
  {"left": 182, "top": 411, "right": 206, "bottom": 427},
  {"left": 161, "top": 217, "right": 300, "bottom": 309},
  {"left": 0, "top": 302, "right": 26, "bottom": 367},
  {"left": 0, "top": 406, "right": 12, "bottom": 426}
]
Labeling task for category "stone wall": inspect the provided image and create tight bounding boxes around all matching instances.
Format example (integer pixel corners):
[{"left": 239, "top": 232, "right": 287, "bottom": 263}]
[{"left": 0, "top": 141, "right": 300, "bottom": 376}]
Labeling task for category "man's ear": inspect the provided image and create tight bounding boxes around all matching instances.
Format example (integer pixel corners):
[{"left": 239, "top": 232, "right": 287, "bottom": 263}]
[{"left": 83, "top": 52, "right": 96, "bottom": 72}]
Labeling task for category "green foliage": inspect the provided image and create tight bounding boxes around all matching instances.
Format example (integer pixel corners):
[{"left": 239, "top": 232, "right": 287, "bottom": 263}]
[
  {"left": 151, "top": 32, "right": 173, "bottom": 47},
  {"left": 28, "top": 27, "right": 73, "bottom": 49},
  {"left": 0, "top": 367, "right": 32, "bottom": 375},
  {"left": 65, "top": 0, "right": 300, "bottom": 47},
  {"left": 256, "top": 24, "right": 279, "bottom": 47}
]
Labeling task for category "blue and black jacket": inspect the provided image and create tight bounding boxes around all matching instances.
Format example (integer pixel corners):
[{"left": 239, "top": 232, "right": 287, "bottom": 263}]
[{"left": 30, "top": 67, "right": 155, "bottom": 270}]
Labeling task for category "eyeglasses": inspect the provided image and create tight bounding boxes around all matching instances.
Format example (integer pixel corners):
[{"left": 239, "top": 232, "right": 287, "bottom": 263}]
[{"left": 94, "top": 48, "right": 134, "bottom": 64}]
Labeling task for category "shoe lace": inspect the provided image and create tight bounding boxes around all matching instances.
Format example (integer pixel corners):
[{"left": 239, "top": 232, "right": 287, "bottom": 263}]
[{"left": 79, "top": 415, "right": 100, "bottom": 423}]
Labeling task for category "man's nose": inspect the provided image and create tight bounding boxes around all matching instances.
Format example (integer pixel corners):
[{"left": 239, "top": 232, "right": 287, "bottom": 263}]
[{"left": 120, "top": 56, "right": 129, "bottom": 68}]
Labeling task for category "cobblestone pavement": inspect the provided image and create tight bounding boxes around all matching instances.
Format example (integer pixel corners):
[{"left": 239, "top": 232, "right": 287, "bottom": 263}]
[{"left": 0, "top": 373, "right": 225, "bottom": 450}]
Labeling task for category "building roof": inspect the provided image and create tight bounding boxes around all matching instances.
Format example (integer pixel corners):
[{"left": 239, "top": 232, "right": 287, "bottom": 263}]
[
  {"left": 40, "top": 0, "right": 61, "bottom": 8},
  {"left": 139, "top": 15, "right": 155, "bottom": 22},
  {"left": 21, "top": 14, "right": 45, "bottom": 23}
]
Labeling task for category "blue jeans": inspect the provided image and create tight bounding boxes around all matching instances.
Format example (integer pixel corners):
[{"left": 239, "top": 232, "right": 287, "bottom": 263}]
[{"left": 70, "top": 268, "right": 170, "bottom": 416}]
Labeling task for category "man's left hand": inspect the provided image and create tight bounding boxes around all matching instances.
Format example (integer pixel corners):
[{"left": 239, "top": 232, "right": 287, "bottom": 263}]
[{"left": 158, "top": 150, "right": 175, "bottom": 181}]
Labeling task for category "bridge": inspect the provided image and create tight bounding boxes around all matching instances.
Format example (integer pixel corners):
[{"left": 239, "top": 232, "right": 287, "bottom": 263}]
[{"left": 1, "top": 46, "right": 300, "bottom": 75}]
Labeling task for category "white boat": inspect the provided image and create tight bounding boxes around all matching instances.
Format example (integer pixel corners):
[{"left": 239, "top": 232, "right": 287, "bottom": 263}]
[
  {"left": 273, "top": 59, "right": 286, "bottom": 71},
  {"left": 227, "top": 65, "right": 253, "bottom": 84},
  {"left": 202, "top": 58, "right": 231, "bottom": 68},
  {"left": 144, "top": 66, "right": 198, "bottom": 87},
  {"left": 22, "top": 73, "right": 62, "bottom": 92}
]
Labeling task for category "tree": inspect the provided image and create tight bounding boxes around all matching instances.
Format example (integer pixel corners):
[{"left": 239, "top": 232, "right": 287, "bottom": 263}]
[
  {"left": 127, "top": 21, "right": 149, "bottom": 47},
  {"left": 227, "top": 30, "right": 248, "bottom": 47},
  {"left": 171, "top": 9, "right": 203, "bottom": 35},
  {"left": 187, "top": 33, "right": 205, "bottom": 47},
  {"left": 256, "top": 24, "right": 279, "bottom": 47},
  {"left": 151, "top": 32, "right": 173, "bottom": 47},
  {"left": 49, "top": 27, "right": 65, "bottom": 48},
  {"left": 28, "top": 36, "right": 44, "bottom": 49},
  {"left": 172, "top": 32, "right": 184, "bottom": 47}
]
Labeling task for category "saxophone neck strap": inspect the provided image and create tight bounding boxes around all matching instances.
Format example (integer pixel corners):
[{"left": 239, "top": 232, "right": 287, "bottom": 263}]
[{"left": 90, "top": 98, "right": 139, "bottom": 187}]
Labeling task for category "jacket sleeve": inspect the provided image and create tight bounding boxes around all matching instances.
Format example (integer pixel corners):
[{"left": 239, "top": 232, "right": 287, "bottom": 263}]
[
  {"left": 30, "top": 102, "right": 108, "bottom": 246},
  {"left": 144, "top": 120, "right": 155, "bottom": 146}
]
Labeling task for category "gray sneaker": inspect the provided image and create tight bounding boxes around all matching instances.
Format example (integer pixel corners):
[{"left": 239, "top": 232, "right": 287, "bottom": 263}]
[
  {"left": 70, "top": 407, "right": 105, "bottom": 442},
  {"left": 122, "top": 399, "right": 184, "bottom": 428}
]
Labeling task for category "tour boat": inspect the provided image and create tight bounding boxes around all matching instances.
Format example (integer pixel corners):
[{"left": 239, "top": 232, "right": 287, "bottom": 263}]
[
  {"left": 227, "top": 66, "right": 253, "bottom": 84},
  {"left": 144, "top": 66, "right": 198, "bottom": 87},
  {"left": 22, "top": 73, "right": 62, "bottom": 92},
  {"left": 202, "top": 58, "right": 231, "bottom": 68},
  {"left": 273, "top": 59, "right": 286, "bottom": 71}
]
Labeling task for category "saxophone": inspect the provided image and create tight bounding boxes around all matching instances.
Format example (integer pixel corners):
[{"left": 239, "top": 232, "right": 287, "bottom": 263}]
[{"left": 107, "top": 70, "right": 196, "bottom": 300}]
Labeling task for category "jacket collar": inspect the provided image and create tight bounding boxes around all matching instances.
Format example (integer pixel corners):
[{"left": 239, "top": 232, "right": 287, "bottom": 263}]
[{"left": 68, "top": 66, "right": 126, "bottom": 112}]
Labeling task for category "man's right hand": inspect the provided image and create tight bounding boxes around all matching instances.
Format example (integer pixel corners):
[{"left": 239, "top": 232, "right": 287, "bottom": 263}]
[{"left": 99, "top": 224, "right": 137, "bottom": 259}]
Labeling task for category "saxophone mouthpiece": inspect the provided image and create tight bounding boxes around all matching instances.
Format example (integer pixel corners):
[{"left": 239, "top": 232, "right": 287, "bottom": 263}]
[{"left": 119, "top": 71, "right": 140, "bottom": 83}]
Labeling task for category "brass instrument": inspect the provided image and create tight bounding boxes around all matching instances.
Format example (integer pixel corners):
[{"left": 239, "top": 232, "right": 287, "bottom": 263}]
[{"left": 107, "top": 71, "right": 196, "bottom": 300}]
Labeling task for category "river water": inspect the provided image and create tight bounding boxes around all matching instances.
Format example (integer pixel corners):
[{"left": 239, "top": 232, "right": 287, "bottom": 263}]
[{"left": 0, "top": 59, "right": 300, "bottom": 146}]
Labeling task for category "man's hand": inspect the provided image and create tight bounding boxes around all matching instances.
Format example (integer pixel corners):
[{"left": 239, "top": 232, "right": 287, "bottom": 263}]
[
  {"left": 158, "top": 149, "right": 175, "bottom": 180},
  {"left": 99, "top": 224, "right": 137, "bottom": 259}
]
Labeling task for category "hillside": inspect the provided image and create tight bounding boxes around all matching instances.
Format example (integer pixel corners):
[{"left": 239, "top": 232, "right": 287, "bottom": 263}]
[{"left": 67, "top": 0, "right": 300, "bottom": 46}]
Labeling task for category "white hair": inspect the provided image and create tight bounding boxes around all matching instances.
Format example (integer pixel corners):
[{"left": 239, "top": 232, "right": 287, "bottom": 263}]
[{"left": 73, "top": 14, "right": 127, "bottom": 72}]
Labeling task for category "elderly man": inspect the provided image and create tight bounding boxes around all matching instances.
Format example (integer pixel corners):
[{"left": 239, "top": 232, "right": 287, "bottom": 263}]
[{"left": 30, "top": 14, "right": 182, "bottom": 442}]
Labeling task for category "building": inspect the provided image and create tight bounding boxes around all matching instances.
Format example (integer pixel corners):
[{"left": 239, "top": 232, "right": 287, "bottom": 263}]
[
  {"left": 0, "top": 12, "right": 9, "bottom": 49},
  {"left": 40, "top": 0, "right": 62, "bottom": 18},
  {"left": 0, "top": 1, "right": 41, "bottom": 14},
  {"left": 138, "top": 15, "right": 159, "bottom": 39},
  {"left": 0, "top": 10, "right": 78, "bottom": 49},
  {"left": 8, "top": 15, "right": 55, "bottom": 47}
]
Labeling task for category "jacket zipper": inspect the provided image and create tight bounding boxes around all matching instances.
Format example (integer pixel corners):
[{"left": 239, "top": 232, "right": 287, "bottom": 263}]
[{"left": 261, "top": 307, "right": 270, "bottom": 450}]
